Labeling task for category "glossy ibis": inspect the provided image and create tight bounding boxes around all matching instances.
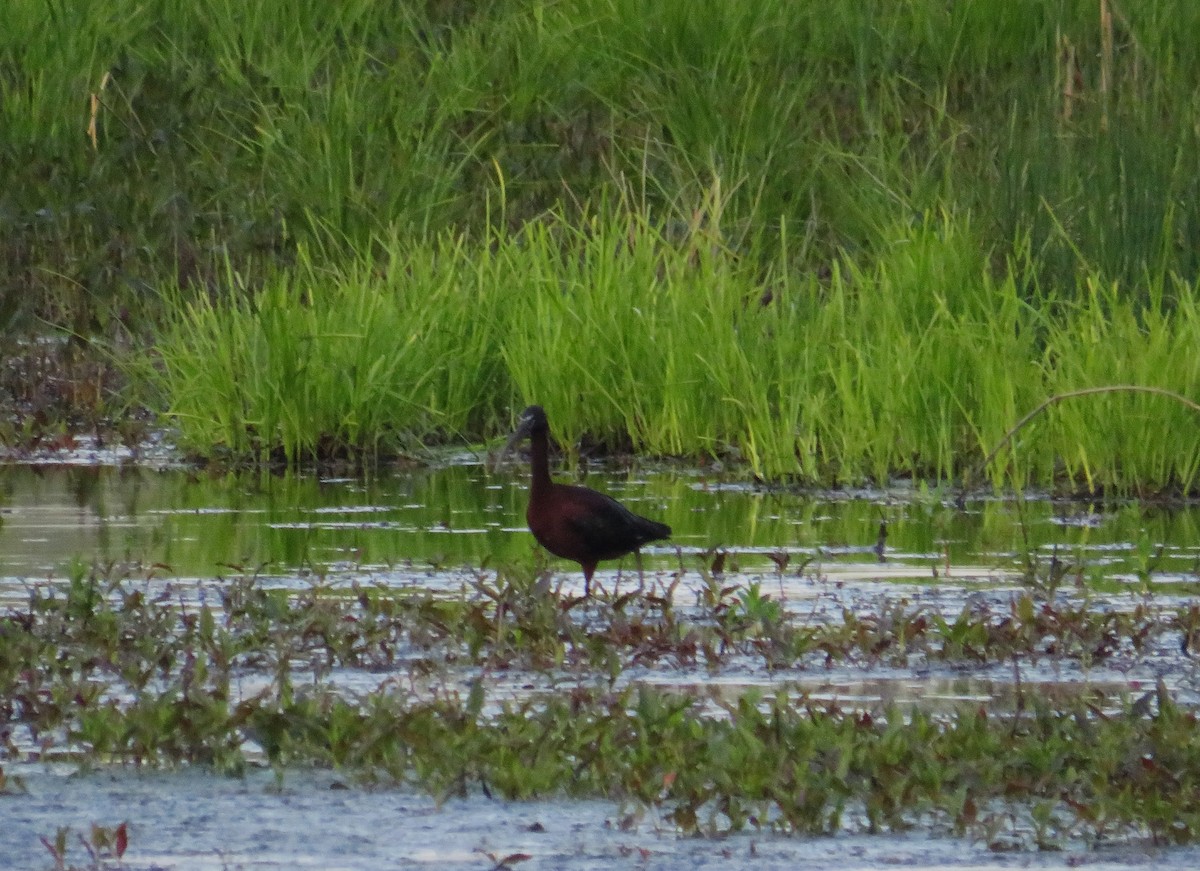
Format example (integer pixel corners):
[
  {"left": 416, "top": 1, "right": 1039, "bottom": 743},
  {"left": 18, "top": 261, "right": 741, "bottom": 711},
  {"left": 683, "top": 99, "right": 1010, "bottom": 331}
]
[{"left": 501, "top": 405, "right": 671, "bottom": 595}]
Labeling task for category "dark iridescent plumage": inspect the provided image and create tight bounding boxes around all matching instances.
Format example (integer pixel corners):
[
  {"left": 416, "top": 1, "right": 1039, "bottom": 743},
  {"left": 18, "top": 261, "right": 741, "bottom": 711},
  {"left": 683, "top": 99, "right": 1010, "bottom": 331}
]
[{"left": 502, "top": 405, "right": 671, "bottom": 595}]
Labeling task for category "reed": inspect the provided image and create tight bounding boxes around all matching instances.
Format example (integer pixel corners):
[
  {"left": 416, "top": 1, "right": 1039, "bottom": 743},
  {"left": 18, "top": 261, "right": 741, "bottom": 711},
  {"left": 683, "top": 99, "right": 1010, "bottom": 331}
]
[
  {"left": 1037, "top": 278, "right": 1200, "bottom": 491},
  {"left": 6, "top": 0, "right": 1199, "bottom": 314},
  {"left": 150, "top": 238, "right": 513, "bottom": 464},
  {"left": 145, "top": 202, "right": 1200, "bottom": 493},
  {"left": 10, "top": 0, "right": 1200, "bottom": 490}
]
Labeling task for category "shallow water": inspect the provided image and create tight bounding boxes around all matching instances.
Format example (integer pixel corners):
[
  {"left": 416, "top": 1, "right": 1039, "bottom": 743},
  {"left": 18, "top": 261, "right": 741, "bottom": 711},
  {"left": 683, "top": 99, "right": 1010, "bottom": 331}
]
[
  {"left": 6, "top": 765, "right": 1200, "bottom": 871},
  {"left": 4, "top": 458, "right": 1200, "bottom": 869},
  {"left": 3, "top": 460, "right": 1200, "bottom": 585}
]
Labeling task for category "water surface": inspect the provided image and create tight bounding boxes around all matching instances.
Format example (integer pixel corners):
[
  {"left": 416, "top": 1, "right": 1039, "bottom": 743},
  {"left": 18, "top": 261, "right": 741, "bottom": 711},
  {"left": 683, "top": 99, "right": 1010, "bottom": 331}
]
[
  {"left": 3, "top": 461, "right": 1199, "bottom": 587},
  {"left": 4, "top": 459, "right": 1200, "bottom": 870}
]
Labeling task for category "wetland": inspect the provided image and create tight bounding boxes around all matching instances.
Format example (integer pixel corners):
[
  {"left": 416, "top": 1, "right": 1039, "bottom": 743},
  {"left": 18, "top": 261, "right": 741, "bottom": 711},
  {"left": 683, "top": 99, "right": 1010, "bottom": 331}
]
[
  {"left": 4, "top": 456, "right": 1200, "bottom": 868},
  {"left": 7, "top": 2, "right": 1200, "bottom": 867}
]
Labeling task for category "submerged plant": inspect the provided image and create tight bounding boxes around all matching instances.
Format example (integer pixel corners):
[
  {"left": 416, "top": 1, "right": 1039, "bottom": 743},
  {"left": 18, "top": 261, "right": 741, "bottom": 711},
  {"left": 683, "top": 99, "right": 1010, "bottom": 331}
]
[{"left": 39, "top": 822, "right": 127, "bottom": 871}]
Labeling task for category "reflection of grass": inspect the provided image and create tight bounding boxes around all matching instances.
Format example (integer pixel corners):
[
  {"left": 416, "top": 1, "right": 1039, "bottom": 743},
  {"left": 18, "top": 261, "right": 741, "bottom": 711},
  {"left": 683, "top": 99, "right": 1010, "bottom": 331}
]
[
  {"left": 5, "top": 562, "right": 1200, "bottom": 847},
  {"left": 6, "top": 463, "right": 1200, "bottom": 593}
]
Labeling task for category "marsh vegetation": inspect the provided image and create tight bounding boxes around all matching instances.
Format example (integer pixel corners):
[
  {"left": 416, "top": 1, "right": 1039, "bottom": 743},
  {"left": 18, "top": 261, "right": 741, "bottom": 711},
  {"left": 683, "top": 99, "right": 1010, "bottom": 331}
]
[
  {"left": 2, "top": 0, "right": 1199, "bottom": 490},
  {"left": 4, "top": 1, "right": 1200, "bottom": 866},
  {"left": 3, "top": 464, "right": 1200, "bottom": 866}
]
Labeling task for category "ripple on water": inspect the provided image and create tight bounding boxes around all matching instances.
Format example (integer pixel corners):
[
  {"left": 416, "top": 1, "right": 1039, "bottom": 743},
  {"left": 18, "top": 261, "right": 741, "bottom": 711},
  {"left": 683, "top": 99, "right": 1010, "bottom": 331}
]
[
  {"left": 5, "top": 765, "right": 1200, "bottom": 870},
  {"left": 5, "top": 462, "right": 1200, "bottom": 865}
]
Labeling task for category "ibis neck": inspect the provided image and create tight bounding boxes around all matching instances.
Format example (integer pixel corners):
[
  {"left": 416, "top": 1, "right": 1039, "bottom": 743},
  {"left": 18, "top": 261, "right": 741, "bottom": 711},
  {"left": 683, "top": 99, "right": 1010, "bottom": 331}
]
[{"left": 529, "top": 428, "right": 553, "bottom": 497}]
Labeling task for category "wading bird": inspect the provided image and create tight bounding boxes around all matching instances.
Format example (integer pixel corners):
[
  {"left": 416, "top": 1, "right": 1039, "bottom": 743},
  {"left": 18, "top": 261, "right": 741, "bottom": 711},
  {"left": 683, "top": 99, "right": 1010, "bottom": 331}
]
[{"left": 500, "top": 405, "right": 671, "bottom": 596}]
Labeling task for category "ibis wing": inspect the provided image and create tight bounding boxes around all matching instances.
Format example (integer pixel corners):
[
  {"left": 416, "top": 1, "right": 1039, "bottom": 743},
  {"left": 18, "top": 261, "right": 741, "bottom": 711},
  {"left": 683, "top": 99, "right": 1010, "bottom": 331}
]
[{"left": 562, "top": 489, "right": 670, "bottom": 561}]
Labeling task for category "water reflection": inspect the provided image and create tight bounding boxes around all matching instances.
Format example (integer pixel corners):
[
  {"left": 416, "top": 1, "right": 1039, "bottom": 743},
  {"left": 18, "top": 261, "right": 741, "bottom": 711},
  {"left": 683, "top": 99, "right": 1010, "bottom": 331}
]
[{"left": 1, "top": 462, "right": 1199, "bottom": 584}]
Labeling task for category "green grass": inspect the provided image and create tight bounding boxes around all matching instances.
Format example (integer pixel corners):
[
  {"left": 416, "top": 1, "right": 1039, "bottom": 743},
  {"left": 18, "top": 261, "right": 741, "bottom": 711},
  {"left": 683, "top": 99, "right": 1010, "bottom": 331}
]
[
  {"left": 143, "top": 205, "right": 1200, "bottom": 492},
  {"left": 5, "top": 0, "right": 1199, "bottom": 312},
  {"left": 148, "top": 238, "right": 510, "bottom": 464},
  {"left": 6, "top": 0, "right": 1200, "bottom": 489}
]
